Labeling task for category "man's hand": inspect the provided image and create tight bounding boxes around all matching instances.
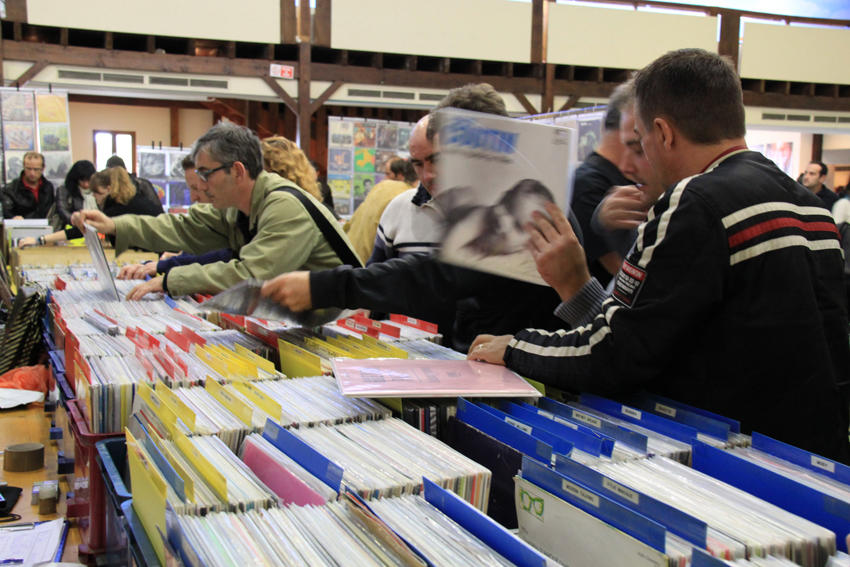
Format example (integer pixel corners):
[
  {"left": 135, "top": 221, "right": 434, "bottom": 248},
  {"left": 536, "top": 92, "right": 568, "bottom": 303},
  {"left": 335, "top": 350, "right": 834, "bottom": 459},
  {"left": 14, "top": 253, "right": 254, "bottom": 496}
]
[
  {"left": 597, "top": 185, "right": 649, "bottom": 230},
  {"left": 117, "top": 262, "right": 156, "bottom": 280},
  {"left": 527, "top": 201, "right": 591, "bottom": 302},
  {"left": 126, "top": 276, "right": 164, "bottom": 301},
  {"left": 467, "top": 334, "right": 512, "bottom": 365},
  {"left": 12, "top": 215, "right": 23, "bottom": 220},
  {"left": 260, "top": 271, "right": 312, "bottom": 311},
  {"left": 17, "top": 236, "right": 36, "bottom": 248},
  {"left": 71, "top": 209, "right": 116, "bottom": 235}
]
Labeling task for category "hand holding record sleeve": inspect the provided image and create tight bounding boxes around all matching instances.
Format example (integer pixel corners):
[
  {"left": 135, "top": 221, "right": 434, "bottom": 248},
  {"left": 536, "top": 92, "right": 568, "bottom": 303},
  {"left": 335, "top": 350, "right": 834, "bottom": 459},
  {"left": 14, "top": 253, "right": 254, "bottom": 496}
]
[{"left": 200, "top": 278, "right": 351, "bottom": 327}]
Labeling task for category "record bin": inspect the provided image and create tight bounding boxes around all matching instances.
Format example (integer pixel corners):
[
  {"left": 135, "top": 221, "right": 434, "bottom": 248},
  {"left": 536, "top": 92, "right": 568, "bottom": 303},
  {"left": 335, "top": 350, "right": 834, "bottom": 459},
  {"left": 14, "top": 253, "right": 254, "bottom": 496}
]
[
  {"left": 65, "top": 398, "right": 124, "bottom": 558},
  {"left": 95, "top": 437, "right": 131, "bottom": 564}
]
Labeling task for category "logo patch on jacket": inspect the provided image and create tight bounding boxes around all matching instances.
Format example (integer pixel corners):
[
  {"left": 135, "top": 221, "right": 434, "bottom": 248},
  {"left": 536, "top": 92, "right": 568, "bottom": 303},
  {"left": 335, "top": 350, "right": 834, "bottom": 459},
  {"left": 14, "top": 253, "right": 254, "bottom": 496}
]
[{"left": 613, "top": 260, "right": 646, "bottom": 307}]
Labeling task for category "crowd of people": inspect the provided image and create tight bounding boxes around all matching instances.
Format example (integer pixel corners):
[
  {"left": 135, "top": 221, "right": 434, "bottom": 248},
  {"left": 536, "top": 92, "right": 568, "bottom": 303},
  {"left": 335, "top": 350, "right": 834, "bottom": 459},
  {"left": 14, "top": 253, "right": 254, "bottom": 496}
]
[{"left": 8, "top": 48, "right": 849, "bottom": 462}]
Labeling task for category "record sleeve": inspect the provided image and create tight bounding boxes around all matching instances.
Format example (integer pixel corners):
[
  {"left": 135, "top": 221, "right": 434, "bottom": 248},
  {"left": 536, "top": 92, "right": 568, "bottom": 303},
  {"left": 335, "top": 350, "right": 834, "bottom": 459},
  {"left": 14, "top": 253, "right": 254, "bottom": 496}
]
[{"left": 435, "top": 108, "right": 575, "bottom": 285}]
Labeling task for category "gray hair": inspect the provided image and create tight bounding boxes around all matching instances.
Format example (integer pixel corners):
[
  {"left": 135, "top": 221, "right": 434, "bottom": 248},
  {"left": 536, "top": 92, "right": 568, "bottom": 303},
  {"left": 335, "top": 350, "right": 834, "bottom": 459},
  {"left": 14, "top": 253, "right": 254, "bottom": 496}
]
[{"left": 192, "top": 122, "right": 264, "bottom": 178}]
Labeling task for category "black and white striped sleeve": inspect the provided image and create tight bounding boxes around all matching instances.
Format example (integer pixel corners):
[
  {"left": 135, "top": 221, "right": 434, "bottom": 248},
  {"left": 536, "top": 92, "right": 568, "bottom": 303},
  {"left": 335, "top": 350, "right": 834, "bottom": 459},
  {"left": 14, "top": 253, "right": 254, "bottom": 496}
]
[{"left": 504, "top": 177, "right": 727, "bottom": 396}]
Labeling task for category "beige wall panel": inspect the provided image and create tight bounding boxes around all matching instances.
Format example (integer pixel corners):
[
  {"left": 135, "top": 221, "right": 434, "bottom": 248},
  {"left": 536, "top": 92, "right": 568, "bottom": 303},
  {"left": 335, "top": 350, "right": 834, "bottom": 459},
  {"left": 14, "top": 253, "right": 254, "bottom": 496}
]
[
  {"left": 179, "top": 109, "right": 215, "bottom": 149},
  {"left": 26, "top": 0, "right": 280, "bottom": 43},
  {"left": 825, "top": 134, "right": 850, "bottom": 150},
  {"left": 331, "top": 0, "right": 531, "bottom": 63},
  {"left": 741, "top": 23, "right": 850, "bottom": 83},
  {"left": 547, "top": 5, "right": 717, "bottom": 68},
  {"left": 69, "top": 102, "right": 170, "bottom": 164}
]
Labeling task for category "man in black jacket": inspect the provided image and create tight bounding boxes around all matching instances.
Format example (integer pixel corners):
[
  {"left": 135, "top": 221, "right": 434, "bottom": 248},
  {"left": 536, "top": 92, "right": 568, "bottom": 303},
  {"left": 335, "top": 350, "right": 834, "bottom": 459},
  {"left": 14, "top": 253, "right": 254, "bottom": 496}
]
[
  {"left": 571, "top": 83, "right": 633, "bottom": 287},
  {"left": 1, "top": 151, "right": 55, "bottom": 219},
  {"left": 470, "top": 49, "right": 850, "bottom": 463}
]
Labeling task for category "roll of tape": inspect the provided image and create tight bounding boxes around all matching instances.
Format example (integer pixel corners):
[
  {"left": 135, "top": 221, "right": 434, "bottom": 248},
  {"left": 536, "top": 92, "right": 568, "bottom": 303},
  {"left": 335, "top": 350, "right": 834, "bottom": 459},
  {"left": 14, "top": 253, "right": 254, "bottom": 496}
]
[{"left": 4, "top": 442, "right": 45, "bottom": 472}]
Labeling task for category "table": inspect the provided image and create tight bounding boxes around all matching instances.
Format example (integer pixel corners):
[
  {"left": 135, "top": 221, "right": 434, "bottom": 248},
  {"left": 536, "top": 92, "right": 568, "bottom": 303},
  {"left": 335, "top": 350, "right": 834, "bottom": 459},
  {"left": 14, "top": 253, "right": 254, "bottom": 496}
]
[{"left": 0, "top": 404, "right": 80, "bottom": 562}]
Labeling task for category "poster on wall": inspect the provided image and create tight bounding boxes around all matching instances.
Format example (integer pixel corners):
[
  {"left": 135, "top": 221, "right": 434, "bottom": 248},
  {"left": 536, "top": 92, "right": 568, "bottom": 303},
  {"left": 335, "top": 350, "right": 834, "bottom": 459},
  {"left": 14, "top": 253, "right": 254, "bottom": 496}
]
[
  {"left": 576, "top": 112, "right": 603, "bottom": 163},
  {"left": 763, "top": 142, "right": 794, "bottom": 176},
  {"left": 138, "top": 150, "right": 167, "bottom": 179},
  {"left": 44, "top": 152, "right": 72, "bottom": 180},
  {"left": 326, "top": 116, "right": 416, "bottom": 217},
  {"left": 0, "top": 89, "right": 74, "bottom": 185},
  {"left": 135, "top": 145, "right": 190, "bottom": 210},
  {"left": 2, "top": 91, "right": 36, "bottom": 183},
  {"left": 35, "top": 92, "right": 72, "bottom": 188}
]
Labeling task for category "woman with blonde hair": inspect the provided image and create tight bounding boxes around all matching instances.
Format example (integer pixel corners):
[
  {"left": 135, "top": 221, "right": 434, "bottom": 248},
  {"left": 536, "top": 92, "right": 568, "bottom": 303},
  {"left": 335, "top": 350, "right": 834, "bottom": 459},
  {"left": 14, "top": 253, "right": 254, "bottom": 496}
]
[
  {"left": 261, "top": 136, "right": 323, "bottom": 200},
  {"left": 18, "top": 166, "right": 162, "bottom": 247}
]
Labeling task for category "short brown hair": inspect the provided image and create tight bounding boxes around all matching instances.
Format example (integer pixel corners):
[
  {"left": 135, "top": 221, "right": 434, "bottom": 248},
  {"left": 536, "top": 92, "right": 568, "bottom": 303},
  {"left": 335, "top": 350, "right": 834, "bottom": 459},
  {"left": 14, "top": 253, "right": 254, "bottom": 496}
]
[
  {"left": 427, "top": 83, "right": 509, "bottom": 141},
  {"left": 23, "top": 151, "right": 45, "bottom": 167},
  {"left": 634, "top": 48, "right": 745, "bottom": 145}
]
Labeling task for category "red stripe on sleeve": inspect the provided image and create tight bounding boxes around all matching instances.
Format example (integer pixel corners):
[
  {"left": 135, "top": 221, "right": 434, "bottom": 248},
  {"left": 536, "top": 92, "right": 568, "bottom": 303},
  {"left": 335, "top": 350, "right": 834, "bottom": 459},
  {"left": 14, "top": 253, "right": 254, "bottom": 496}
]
[{"left": 728, "top": 217, "right": 838, "bottom": 248}]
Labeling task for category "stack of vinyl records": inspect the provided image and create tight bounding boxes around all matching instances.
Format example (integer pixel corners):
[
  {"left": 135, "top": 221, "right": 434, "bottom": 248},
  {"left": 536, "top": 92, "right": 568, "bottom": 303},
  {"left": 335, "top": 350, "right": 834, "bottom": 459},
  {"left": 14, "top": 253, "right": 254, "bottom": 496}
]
[
  {"left": 168, "top": 484, "right": 545, "bottom": 567},
  {"left": 256, "top": 418, "right": 491, "bottom": 510},
  {"left": 587, "top": 456, "right": 836, "bottom": 565},
  {"left": 250, "top": 376, "right": 391, "bottom": 427},
  {"left": 127, "top": 415, "right": 278, "bottom": 515}
]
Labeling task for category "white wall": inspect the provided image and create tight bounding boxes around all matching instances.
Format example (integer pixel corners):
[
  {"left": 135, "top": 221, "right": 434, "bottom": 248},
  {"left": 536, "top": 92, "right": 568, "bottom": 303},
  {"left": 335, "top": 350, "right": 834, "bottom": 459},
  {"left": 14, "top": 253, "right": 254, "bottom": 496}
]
[
  {"left": 26, "top": 0, "right": 281, "bottom": 43},
  {"left": 740, "top": 22, "right": 850, "bottom": 83},
  {"left": 547, "top": 4, "right": 717, "bottom": 68},
  {"left": 331, "top": 0, "right": 531, "bottom": 63}
]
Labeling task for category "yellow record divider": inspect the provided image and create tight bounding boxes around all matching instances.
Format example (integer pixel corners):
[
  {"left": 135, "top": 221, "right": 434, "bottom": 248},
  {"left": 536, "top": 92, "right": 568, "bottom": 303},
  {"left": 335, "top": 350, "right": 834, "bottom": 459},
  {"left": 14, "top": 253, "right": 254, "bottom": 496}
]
[
  {"left": 137, "top": 382, "right": 181, "bottom": 440},
  {"left": 206, "top": 376, "right": 254, "bottom": 427},
  {"left": 230, "top": 381, "right": 282, "bottom": 422},
  {"left": 277, "top": 331, "right": 412, "bottom": 378},
  {"left": 357, "top": 335, "right": 410, "bottom": 359},
  {"left": 126, "top": 428, "right": 168, "bottom": 566},
  {"left": 154, "top": 379, "right": 197, "bottom": 432},
  {"left": 278, "top": 339, "right": 325, "bottom": 377},
  {"left": 234, "top": 343, "right": 276, "bottom": 374}
]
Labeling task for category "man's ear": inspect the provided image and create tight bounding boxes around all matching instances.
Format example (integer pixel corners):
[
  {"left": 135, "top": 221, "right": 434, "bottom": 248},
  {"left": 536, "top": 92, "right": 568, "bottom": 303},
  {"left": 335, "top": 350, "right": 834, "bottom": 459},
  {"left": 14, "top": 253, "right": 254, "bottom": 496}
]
[
  {"left": 231, "top": 161, "right": 247, "bottom": 181},
  {"left": 653, "top": 117, "right": 675, "bottom": 151}
]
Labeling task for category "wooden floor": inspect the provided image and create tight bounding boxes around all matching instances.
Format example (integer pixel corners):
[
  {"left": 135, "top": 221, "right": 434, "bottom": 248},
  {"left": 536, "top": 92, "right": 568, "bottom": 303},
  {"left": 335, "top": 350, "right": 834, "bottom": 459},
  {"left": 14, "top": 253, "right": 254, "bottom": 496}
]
[{"left": 0, "top": 404, "right": 81, "bottom": 563}]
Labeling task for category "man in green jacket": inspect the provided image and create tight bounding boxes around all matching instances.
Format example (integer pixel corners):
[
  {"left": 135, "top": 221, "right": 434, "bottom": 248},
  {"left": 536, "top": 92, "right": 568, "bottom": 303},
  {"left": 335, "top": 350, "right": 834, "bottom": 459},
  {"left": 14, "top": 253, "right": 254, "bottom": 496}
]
[{"left": 73, "top": 123, "right": 358, "bottom": 300}]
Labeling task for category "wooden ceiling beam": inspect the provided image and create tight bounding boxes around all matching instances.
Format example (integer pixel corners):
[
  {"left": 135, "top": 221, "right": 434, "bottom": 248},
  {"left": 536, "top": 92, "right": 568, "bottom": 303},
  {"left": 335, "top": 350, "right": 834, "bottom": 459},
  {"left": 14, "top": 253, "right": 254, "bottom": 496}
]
[
  {"left": 2, "top": 39, "right": 291, "bottom": 78},
  {"left": 309, "top": 80, "right": 343, "bottom": 114},
  {"left": 514, "top": 93, "right": 538, "bottom": 115},
  {"left": 14, "top": 59, "right": 48, "bottom": 87},
  {"left": 262, "top": 75, "right": 298, "bottom": 115},
  {"left": 4, "top": 40, "right": 850, "bottom": 113}
]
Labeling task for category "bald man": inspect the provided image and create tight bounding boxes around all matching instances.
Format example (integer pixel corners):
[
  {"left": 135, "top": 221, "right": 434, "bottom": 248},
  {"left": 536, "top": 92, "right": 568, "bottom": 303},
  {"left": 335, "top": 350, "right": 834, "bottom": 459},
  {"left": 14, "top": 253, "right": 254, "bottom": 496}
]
[{"left": 367, "top": 115, "right": 443, "bottom": 263}]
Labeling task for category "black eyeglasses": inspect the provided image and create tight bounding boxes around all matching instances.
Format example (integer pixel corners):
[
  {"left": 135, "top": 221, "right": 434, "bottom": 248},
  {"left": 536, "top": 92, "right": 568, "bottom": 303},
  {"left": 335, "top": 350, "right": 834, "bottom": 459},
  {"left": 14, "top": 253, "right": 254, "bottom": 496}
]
[{"left": 194, "top": 163, "right": 231, "bottom": 182}]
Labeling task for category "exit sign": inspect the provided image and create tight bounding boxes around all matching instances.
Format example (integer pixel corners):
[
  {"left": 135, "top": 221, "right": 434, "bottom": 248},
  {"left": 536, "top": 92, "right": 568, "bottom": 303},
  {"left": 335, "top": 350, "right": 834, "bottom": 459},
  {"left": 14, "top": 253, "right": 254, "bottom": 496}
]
[{"left": 269, "top": 64, "right": 295, "bottom": 79}]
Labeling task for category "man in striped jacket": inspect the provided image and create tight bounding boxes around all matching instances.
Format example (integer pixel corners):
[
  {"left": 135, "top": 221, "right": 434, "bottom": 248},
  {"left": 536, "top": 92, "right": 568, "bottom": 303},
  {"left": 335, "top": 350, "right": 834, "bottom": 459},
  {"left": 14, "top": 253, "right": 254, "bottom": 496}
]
[{"left": 470, "top": 48, "right": 850, "bottom": 463}]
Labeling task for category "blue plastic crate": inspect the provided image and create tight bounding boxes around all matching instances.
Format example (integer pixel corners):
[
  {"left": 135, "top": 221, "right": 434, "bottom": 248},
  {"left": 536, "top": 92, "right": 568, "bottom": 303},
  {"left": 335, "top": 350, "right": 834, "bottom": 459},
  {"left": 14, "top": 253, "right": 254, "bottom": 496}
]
[{"left": 48, "top": 349, "right": 65, "bottom": 375}]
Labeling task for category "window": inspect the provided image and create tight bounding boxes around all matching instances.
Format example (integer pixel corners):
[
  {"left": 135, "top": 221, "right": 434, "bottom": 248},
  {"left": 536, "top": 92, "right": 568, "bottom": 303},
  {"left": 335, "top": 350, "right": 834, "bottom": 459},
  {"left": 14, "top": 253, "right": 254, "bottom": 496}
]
[{"left": 93, "top": 130, "right": 135, "bottom": 172}]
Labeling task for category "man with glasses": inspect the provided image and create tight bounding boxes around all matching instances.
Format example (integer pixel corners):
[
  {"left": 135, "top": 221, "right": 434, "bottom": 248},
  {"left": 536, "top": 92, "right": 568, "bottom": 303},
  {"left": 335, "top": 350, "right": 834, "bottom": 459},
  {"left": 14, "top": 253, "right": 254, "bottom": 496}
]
[
  {"left": 73, "top": 122, "right": 358, "bottom": 300},
  {"left": 1, "top": 151, "right": 55, "bottom": 219}
]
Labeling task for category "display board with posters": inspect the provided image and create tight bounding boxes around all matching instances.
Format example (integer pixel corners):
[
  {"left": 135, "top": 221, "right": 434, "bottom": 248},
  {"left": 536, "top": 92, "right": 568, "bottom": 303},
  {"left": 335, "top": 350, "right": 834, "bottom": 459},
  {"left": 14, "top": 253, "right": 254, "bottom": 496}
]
[
  {"left": 135, "top": 145, "right": 192, "bottom": 210},
  {"left": 327, "top": 116, "right": 415, "bottom": 216},
  {"left": 0, "top": 88, "right": 73, "bottom": 189}
]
